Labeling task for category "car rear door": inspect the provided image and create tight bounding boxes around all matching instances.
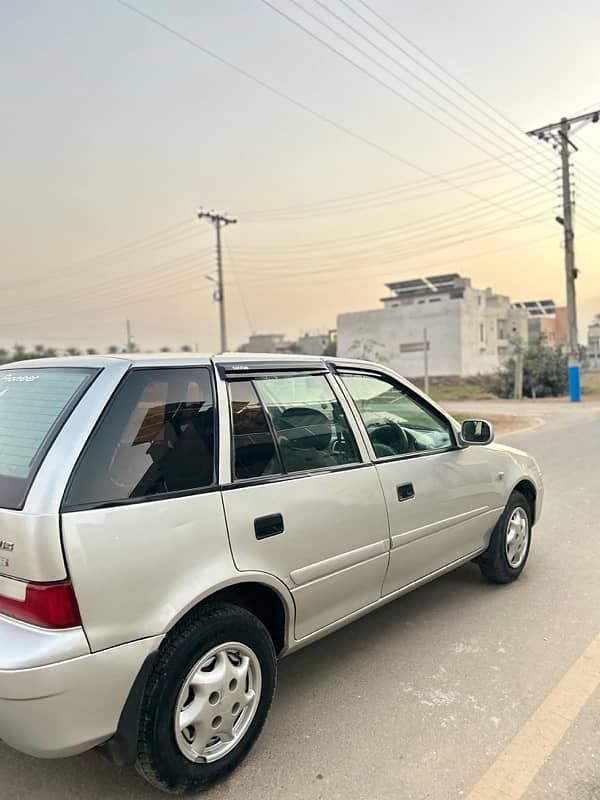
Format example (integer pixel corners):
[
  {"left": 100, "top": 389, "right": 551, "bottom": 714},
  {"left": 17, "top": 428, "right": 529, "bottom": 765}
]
[
  {"left": 218, "top": 361, "right": 390, "bottom": 640},
  {"left": 335, "top": 367, "right": 505, "bottom": 596}
]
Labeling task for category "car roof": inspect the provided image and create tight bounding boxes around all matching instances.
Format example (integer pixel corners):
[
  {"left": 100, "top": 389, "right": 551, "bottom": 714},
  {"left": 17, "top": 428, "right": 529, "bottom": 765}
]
[{"left": 0, "top": 351, "right": 378, "bottom": 370}]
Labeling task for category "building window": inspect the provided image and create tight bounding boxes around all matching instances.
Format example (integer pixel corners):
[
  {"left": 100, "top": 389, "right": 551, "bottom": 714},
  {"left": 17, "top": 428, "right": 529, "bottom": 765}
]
[{"left": 480, "top": 323, "right": 485, "bottom": 343}]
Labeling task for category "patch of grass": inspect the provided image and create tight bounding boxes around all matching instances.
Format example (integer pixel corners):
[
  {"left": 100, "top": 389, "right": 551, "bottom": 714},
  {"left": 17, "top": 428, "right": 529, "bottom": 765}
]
[
  {"left": 412, "top": 375, "right": 496, "bottom": 403},
  {"left": 581, "top": 371, "right": 600, "bottom": 397}
]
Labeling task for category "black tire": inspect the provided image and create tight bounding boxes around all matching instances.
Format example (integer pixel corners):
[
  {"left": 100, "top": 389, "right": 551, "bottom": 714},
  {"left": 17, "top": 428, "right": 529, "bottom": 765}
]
[
  {"left": 135, "top": 603, "right": 276, "bottom": 794},
  {"left": 478, "top": 491, "right": 532, "bottom": 584}
]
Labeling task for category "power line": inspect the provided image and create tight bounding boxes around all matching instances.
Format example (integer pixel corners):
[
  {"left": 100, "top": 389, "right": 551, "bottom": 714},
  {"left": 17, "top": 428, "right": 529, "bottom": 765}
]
[
  {"left": 116, "top": 1, "right": 554, "bottom": 229},
  {"left": 260, "top": 0, "right": 555, "bottom": 204},
  {"left": 243, "top": 157, "right": 552, "bottom": 222},
  {"left": 236, "top": 225, "right": 558, "bottom": 287},
  {"left": 0, "top": 218, "right": 200, "bottom": 293},
  {"left": 231, "top": 207, "right": 551, "bottom": 283},
  {"left": 232, "top": 182, "right": 551, "bottom": 257},
  {"left": 0, "top": 253, "right": 217, "bottom": 325},
  {"left": 353, "top": 0, "right": 541, "bottom": 147},
  {"left": 304, "top": 0, "right": 555, "bottom": 183},
  {"left": 225, "top": 239, "right": 254, "bottom": 333}
]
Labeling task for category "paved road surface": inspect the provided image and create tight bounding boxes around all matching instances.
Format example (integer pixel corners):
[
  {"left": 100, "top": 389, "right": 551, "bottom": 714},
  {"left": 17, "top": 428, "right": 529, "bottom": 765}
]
[{"left": 3, "top": 400, "right": 600, "bottom": 799}]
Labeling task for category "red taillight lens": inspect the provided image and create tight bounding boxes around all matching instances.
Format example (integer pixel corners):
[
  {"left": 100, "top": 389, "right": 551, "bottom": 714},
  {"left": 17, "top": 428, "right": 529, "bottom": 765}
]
[{"left": 0, "top": 580, "right": 81, "bottom": 629}]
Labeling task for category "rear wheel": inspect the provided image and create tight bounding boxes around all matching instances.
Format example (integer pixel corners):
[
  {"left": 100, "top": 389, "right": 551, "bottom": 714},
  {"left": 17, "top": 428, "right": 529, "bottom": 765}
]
[
  {"left": 135, "top": 603, "right": 276, "bottom": 794},
  {"left": 478, "top": 491, "right": 532, "bottom": 584}
]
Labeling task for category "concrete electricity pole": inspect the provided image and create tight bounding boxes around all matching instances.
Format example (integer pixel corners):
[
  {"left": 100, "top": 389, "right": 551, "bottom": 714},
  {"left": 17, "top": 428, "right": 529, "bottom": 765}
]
[
  {"left": 126, "top": 319, "right": 133, "bottom": 353},
  {"left": 527, "top": 109, "right": 600, "bottom": 402},
  {"left": 197, "top": 209, "right": 237, "bottom": 353}
]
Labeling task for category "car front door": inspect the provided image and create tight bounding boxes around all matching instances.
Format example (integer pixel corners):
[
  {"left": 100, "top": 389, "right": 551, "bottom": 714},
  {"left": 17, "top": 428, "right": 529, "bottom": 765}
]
[
  {"left": 218, "top": 363, "right": 390, "bottom": 640},
  {"left": 336, "top": 368, "right": 505, "bottom": 596}
]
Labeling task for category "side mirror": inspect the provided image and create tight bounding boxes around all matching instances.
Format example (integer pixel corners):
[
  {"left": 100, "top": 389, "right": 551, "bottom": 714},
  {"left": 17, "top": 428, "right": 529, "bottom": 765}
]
[{"left": 460, "top": 418, "right": 494, "bottom": 446}]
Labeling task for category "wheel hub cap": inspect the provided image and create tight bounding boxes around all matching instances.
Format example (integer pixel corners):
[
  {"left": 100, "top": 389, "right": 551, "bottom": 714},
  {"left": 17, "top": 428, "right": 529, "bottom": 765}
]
[
  {"left": 174, "top": 642, "right": 261, "bottom": 763},
  {"left": 505, "top": 506, "right": 529, "bottom": 568}
]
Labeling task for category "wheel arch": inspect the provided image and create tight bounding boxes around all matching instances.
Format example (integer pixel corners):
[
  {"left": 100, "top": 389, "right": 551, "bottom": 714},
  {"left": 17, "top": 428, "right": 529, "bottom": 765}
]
[
  {"left": 511, "top": 478, "right": 538, "bottom": 524},
  {"left": 168, "top": 574, "right": 295, "bottom": 657}
]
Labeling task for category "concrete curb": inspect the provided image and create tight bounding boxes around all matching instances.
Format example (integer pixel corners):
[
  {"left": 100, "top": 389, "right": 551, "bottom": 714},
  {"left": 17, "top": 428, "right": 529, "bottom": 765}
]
[{"left": 495, "top": 416, "right": 545, "bottom": 440}]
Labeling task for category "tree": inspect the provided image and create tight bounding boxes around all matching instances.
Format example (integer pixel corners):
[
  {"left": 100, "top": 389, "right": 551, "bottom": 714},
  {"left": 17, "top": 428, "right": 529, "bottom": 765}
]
[
  {"left": 181, "top": 344, "right": 192, "bottom": 352},
  {"left": 160, "top": 346, "right": 171, "bottom": 352},
  {"left": 493, "top": 337, "right": 568, "bottom": 398},
  {"left": 108, "top": 345, "right": 119, "bottom": 354},
  {"left": 86, "top": 348, "right": 98, "bottom": 355},
  {"left": 322, "top": 340, "right": 337, "bottom": 357},
  {"left": 65, "top": 347, "right": 81, "bottom": 357}
]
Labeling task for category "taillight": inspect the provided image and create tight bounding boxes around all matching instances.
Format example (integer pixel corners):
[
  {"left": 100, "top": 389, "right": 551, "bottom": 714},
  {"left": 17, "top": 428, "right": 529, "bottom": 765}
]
[{"left": 0, "top": 580, "right": 81, "bottom": 629}]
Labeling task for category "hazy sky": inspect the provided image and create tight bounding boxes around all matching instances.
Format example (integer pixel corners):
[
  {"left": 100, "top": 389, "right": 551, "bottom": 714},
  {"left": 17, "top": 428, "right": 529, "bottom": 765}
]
[{"left": 1, "top": 0, "right": 599, "bottom": 352}]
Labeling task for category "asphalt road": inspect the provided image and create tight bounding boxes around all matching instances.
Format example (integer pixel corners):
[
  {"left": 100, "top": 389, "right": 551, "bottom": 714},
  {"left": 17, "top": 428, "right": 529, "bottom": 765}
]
[{"left": 3, "top": 400, "right": 600, "bottom": 800}]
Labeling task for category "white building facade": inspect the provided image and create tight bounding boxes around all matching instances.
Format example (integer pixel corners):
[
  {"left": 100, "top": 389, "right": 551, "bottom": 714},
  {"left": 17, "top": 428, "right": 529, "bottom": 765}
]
[
  {"left": 337, "top": 274, "right": 528, "bottom": 378},
  {"left": 588, "top": 315, "right": 600, "bottom": 369}
]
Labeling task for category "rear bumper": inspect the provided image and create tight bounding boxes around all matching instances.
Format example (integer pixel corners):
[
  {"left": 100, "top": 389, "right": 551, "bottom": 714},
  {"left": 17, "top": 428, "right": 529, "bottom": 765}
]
[{"left": 0, "top": 620, "right": 162, "bottom": 758}]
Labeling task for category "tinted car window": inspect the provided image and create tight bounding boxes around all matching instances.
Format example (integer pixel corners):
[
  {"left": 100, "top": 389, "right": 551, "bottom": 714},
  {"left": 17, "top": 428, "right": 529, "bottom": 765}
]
[
  {"left": 254, "top": 374, "right": 360, "bottom": 474},
  {"left": 229, "top": 381, "right": 282, "bottom": 480},
  {"left": 0, "top": 368, "right": 96, "bottom": 509},
  {"left": 64, "top": 368, "right": 215, "bottom": 509},
  {"left": 341, "top": 373, "right": 453, "bottom": 457}
]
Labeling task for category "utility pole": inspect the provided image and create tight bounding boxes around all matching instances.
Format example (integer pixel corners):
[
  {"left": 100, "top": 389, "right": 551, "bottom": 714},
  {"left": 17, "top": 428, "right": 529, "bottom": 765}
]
[
  {"left": 513, "top": 338, "right": 524, "bottom": 400},
  {"left": 197, "top": 209, "right": 237, "bottom": 353},
  {"left": 126, "top": 319, "right": 133, "bottom": 353},
  {"left": 527, "top": 109, "right": 600, "bottom": 402},
  {"left": 423, "top": 328, "right": 429, "bottom": 395}
]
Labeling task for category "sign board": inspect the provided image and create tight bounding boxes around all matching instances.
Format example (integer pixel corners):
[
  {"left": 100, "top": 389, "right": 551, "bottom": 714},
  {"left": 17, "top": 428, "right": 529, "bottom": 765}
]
[{"left": 399, "top": 341, "right": 430, "bottom": 353}]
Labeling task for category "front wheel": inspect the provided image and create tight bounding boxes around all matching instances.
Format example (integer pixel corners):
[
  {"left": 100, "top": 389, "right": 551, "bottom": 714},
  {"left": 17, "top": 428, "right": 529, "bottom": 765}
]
[
  {"left": 135, "top": 603, "right": 276, "bottom": 794},
  {"left": 478, "top": 491, "right": 532, "bottom": 584}
]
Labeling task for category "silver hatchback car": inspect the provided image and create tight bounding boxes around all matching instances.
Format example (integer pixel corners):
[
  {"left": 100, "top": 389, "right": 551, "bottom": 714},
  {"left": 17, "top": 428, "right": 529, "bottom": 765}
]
[{"left": 0, "top": 353, "right": 542, "bottom": 793}]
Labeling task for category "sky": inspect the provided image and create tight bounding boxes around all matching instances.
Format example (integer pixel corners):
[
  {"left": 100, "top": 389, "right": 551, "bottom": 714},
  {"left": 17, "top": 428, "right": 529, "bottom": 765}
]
[{"left": 1, "top": 0, "right": 599, "bottom": 353}]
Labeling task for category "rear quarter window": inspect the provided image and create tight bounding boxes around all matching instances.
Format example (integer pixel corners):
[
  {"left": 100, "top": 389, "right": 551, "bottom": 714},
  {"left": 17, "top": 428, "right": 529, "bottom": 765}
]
[
  {"left": 63, "top": 367, "right": 217, "bottom": 510},
  {"left": 0, "top": 367, "right": 97, "bottom": 509}
]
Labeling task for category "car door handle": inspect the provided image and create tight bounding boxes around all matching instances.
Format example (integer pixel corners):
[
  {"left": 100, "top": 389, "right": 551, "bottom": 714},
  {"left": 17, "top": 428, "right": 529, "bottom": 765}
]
[
  {"left": 254, "top": 513, "right": 285, "bottom": 540},
  {"left": 397, "top": 483, "right": 415, "bottom": 502}
]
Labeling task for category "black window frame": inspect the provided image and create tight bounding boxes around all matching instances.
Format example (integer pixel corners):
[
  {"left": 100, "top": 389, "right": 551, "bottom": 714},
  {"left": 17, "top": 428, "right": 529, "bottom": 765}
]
[
  {"left": 334, "top": 367, "right": 459, "bottom": 463},
  {"left": 0, "top": 366, "right": 100, "bottom": 510},
  {"left": 61, "top": 365, "right": 219, "bottom": 513},
  {"left": 225, "top": 370, "right": 367, "bottom": 489}
]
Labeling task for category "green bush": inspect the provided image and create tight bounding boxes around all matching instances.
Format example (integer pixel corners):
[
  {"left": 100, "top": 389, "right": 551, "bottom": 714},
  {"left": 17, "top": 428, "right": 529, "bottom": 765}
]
[{"left": 493, "top": 337, "right": 568, "bottom": 398}]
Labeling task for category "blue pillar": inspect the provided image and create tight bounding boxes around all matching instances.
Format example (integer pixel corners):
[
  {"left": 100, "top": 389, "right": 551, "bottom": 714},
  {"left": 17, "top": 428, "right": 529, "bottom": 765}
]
[{"left": 568, "top": 364, "right": 581, "bottom": 402}]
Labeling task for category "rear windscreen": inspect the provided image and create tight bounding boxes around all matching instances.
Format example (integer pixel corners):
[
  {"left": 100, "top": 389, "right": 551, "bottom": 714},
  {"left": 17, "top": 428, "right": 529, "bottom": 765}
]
[{"left": 0, "top": 367, "right": 97, "bottom": 509}]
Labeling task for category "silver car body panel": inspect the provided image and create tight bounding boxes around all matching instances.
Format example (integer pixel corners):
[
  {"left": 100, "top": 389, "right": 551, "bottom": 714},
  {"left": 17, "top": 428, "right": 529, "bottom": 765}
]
[
  {"left": 62, "top": 492, "right": 295, "bottom": 652},
  {"left": 0, "top": 353, "right": 543, "bottom": 759},
  {"left": 0, "top": 612, "right": 89, "bottom": 669},
  {"left": 0, "top": 633, "right": 162, "bottom": 758}
]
